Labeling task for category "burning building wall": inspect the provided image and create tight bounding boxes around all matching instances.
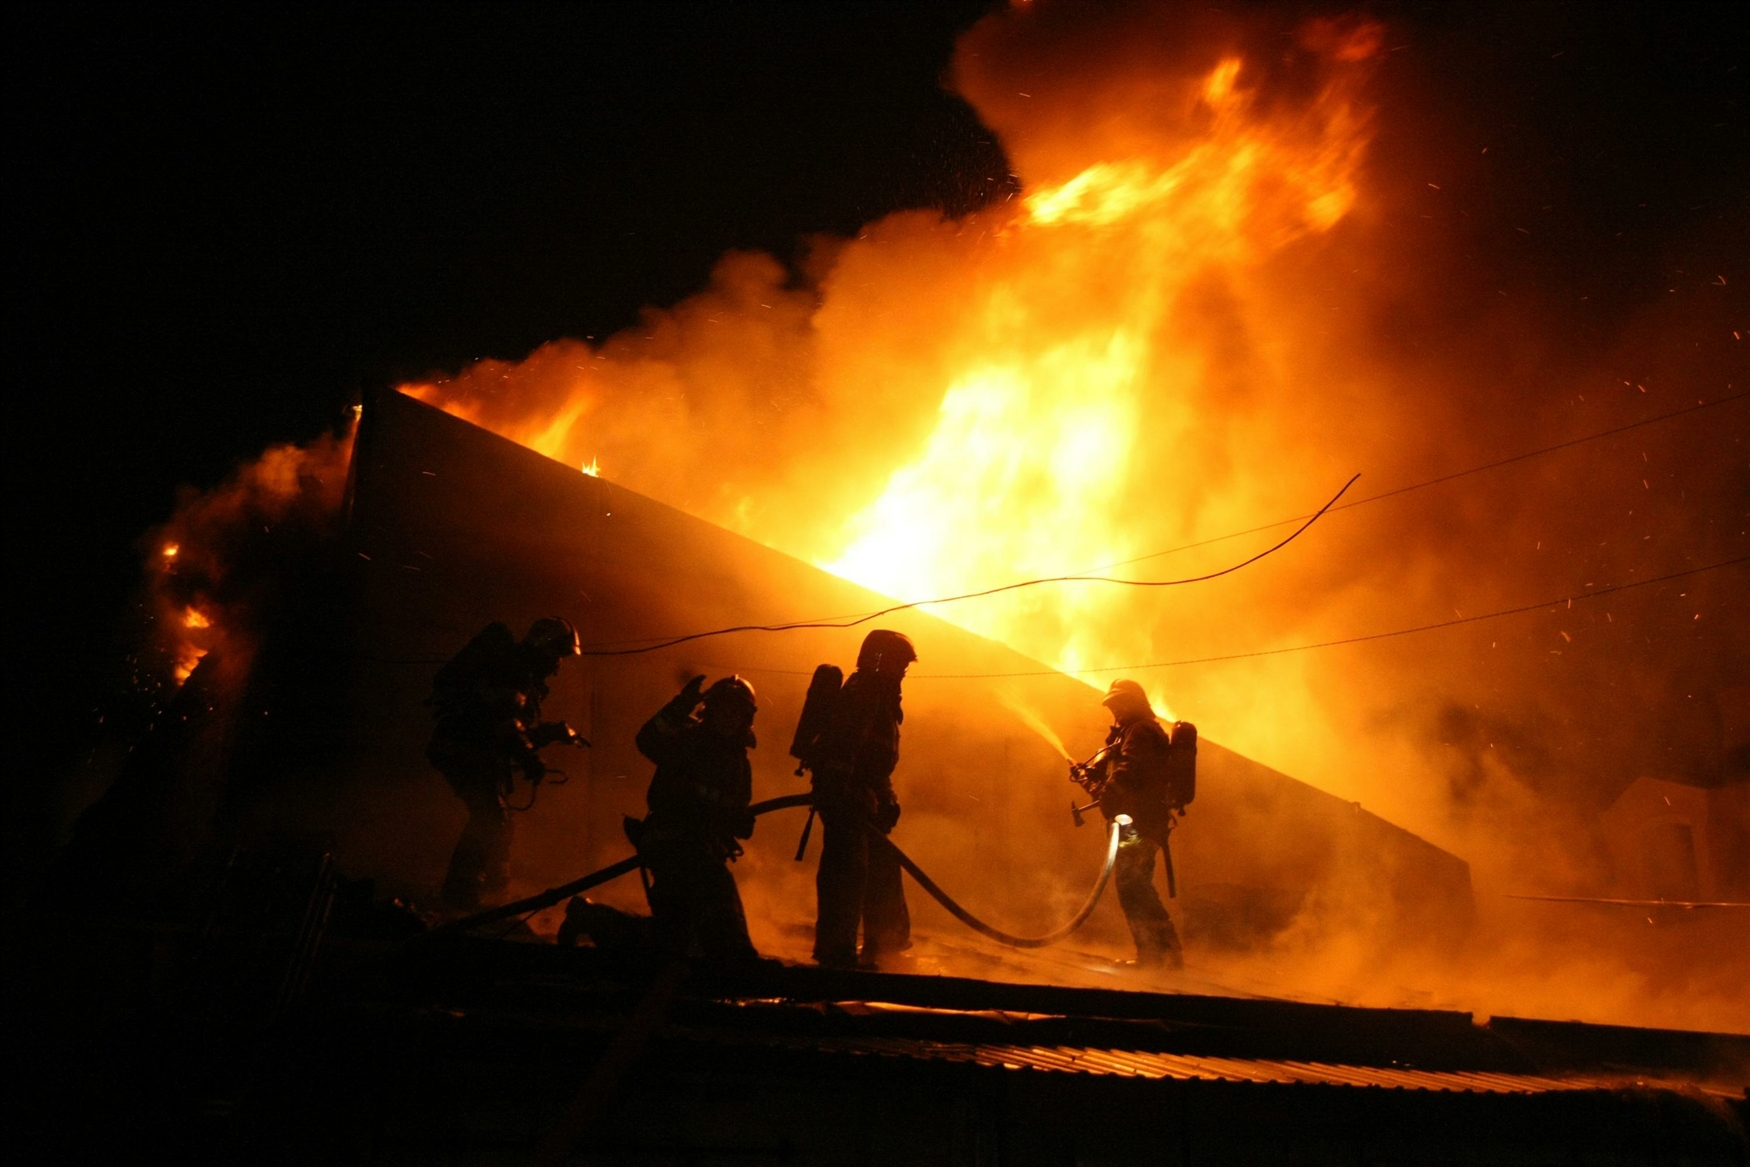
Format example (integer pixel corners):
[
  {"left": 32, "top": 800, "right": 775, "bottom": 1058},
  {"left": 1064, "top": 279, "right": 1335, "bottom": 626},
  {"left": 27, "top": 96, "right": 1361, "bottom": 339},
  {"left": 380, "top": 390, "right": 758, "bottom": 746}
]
[{"left": 307, "top": 387, "right": 1470, "bottom": 974}]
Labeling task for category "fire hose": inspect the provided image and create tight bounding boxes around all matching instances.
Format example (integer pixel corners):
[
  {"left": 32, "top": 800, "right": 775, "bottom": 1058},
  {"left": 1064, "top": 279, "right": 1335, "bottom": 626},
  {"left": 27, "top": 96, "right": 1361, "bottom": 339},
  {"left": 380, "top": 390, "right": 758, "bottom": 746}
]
[
  {"left": 429, "top": 795, "right": 1124, "bottom": 949},
  {"left": 882, "top": 813, "right": 1123, "bottom": 949}
]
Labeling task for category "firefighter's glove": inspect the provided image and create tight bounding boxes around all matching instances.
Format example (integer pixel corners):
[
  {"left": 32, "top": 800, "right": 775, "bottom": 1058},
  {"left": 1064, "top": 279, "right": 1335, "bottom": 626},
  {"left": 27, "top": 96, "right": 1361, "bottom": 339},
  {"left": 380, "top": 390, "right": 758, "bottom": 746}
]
[
  {"left": 875, "top": 795, "right": 901, "bottom": 833},
  {"left": 522, "top": 757, "right": 548, "bottom": 786},
  {"left": 531, "top": 721, "right": 583, "bottom": 749},
  {"left": 664, "top": 675, "right": 708, "bottom": 719},
  {"left": 731, "top": 809, "right": 757, "bottom": 841}
]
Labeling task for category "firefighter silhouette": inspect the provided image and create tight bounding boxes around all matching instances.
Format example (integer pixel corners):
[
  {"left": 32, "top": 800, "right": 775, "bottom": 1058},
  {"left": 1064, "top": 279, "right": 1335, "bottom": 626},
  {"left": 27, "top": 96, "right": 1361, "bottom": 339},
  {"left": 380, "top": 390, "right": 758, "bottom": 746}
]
[
  {"left": 425, "top": 618, "right": 586, "bottom": 911},
  {"left": 623, "top": 674, "right": 762, "bottom": 962},
  {"left": 801, "top": 629, "right": 915, "bottom": 969},
  {"left": 1091, "top": 679, "right": 1184, "bottom": 968}
]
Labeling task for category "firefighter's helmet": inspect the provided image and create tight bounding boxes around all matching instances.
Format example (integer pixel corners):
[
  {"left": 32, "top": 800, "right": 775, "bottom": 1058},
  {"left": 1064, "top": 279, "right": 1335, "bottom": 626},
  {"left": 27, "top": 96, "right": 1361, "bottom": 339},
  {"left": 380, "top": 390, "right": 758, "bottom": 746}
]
[
  {"left": 1100, "top": 678, "right": 1150, "bottom": 714},
  {"left": 856, "top": 629, "right": 917, "bottom": 675},
  {"left": 525, "top": 617, "right": 581, "bottom": 658},
  {"left": 702, "top": 675, "right": 758, "bottom": 714}
]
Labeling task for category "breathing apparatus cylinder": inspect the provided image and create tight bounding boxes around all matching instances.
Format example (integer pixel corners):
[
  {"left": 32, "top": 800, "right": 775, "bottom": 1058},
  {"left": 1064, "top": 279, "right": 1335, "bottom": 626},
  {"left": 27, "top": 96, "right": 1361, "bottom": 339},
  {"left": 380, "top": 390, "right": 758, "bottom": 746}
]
[
  {"left": 1166, "top": 720, "right": 1198, "bottom": 810},
  {"left": 788, "top": 663, "right": 844, "bottom": 776}
]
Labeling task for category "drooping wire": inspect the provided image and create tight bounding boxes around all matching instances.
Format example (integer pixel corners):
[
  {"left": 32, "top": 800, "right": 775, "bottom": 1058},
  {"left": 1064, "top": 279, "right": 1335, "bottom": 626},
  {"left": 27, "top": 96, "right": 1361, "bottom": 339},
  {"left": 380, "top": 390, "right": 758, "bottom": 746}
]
[
  {"left": 489, "top": 905, "right": 547, "bottom": 939},
  {"left": 910, "top": 556, "right": 1749, "bottom": 679},
  {"left": 1089, "top": 389, "right": 1749, "bottom": 573},
  {"left": 581, "top": 389, "right": 1745, "bottom": 654},
  {"left": 371, "top": 391, "right": 1743, "bottom": 665},
  {"left": 506, "top": 768, "right": 569, "bottom": 812},
  {"left": 578, "top": 473, "right": 1360, "bottom": 657}
]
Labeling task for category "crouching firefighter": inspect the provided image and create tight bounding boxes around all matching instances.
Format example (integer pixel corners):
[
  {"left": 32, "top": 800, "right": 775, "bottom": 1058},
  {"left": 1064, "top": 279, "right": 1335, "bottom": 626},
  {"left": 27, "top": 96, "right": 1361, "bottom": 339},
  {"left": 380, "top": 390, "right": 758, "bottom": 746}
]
[
  {"left": 427, "top": 618, "right": 588, "bottom": 911},
  {"left": 794, "top": 629, "right": 915, "bottom": 969},
  {"left": 623, "top": 674, "right": 762, "bottom": 963},
  {"left": 1071, "top": 679, "right": 1197, "bottom": 969}
]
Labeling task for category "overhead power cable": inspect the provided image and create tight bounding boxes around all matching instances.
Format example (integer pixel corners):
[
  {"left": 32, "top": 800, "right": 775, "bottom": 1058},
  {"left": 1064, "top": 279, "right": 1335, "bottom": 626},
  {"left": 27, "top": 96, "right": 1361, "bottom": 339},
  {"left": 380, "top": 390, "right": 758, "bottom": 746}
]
[
  {"left": 910, "top": 556, "right": 1748, "bottom": 679},
  {"left": 579, "top": 474, "right": 1359, "bottom": 657},
  {"left": 1095, "top": 389, "right": 1748, "bottom": 572},
  {"left": 1505, "top": 894, "right": 1750, "bottom": 910},
  {"left": 583, "top": 389, "right": 1745, "bottom": 654}
]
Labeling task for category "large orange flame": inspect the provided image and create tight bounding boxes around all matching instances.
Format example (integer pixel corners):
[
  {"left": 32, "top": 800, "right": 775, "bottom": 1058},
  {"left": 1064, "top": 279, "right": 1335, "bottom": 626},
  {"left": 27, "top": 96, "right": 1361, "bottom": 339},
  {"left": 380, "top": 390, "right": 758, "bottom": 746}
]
[
  {"left": 150, "top": 5, "right": 1746, "bottom": 1031},
  {"left": 827, "top": 44, "right": 1373, "bottom": 688},
  {"left": 403, "top": 18, "right": 1385, "bottom": 729}
]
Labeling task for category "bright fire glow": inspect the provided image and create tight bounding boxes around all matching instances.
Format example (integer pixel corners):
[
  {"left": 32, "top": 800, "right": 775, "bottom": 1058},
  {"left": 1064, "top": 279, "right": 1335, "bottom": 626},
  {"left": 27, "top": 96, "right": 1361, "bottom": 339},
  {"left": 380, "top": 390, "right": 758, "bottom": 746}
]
[
  {"left": 164, "top": 7, "right": 1745, "bottom": 1032},
  {"left": 582, "top": 456, "right": 601, "bottom": 477},
  {"left": 402, "top": 37, "right": 1381, "bottom": 736},
  {"left": 173, "top": 645, "right": 208, "bottom": 684},
  {"left": 817, "top": 44, "right": 1374, "bottom": 715},
  {"left": 146, "top": 424, "right": 356, "bottom": 692},
  {"left": 394, "top": 11, "right": 1408, "bottom": 792}
]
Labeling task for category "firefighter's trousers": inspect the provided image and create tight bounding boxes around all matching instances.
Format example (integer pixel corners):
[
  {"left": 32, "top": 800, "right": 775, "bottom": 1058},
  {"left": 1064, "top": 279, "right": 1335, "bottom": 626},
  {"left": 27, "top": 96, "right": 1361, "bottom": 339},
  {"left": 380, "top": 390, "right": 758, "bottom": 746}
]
[
  {"left": 813, "top": 799, "right": 910, "bottom": 965},
  {"left": 441, "top": 770, "right": 513, "bottom": 911},
  {"left": 642, "top": 835, "right": 758, "bottom": 963},
  {"left": 1114, "top": 823, "right": 1182, "bottom": 967}
]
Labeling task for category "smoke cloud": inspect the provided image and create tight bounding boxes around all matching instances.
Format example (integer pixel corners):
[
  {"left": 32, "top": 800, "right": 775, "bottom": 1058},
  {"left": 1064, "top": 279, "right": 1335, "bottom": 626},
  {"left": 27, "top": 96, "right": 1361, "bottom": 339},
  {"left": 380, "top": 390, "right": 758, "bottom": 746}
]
[
  {"left": 139, "top": 427, "right": 355, "bottom": 697},
  {"left": 146, "top": 3, "right": 1746, "bottom": 1027}
]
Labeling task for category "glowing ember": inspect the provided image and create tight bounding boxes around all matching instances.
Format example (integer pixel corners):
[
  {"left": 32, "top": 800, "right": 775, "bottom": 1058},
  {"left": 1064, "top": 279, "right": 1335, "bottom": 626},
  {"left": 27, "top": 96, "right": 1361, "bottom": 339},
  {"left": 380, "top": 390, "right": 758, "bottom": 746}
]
[{"left": 581, "top": 456, "right": 601, "bottom": 477}]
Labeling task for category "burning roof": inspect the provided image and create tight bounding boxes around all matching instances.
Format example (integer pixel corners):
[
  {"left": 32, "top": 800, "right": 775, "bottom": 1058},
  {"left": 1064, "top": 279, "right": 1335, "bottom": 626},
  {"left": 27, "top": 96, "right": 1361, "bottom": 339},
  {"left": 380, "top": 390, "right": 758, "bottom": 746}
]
[{"left": 317, "top": 387, "right": 1471, "bottom": 984}]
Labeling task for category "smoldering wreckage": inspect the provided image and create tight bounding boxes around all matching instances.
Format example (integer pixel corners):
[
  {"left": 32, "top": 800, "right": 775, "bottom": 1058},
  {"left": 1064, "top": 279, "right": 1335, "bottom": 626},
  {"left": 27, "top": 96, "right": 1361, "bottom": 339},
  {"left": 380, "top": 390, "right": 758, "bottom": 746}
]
[{"left": 18, "top": 390, "right": 1747, "bottom": 1164}]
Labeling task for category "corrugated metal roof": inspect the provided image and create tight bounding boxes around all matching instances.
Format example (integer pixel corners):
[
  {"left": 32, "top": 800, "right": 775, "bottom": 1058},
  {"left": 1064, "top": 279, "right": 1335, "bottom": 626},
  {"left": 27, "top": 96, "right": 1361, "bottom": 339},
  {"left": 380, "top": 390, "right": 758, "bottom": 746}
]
[{"left": 775, "top": 1035, "right": 1637, "bottom": 1094}]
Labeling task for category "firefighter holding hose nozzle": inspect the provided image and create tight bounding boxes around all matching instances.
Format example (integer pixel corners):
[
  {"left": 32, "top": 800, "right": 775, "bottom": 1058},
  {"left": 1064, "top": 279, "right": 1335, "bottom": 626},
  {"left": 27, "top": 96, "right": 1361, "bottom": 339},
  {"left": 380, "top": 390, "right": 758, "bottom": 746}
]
[
  {"left": 426, "top": 618, "right": 588, "bottom": 912},
  {"left": 1073, "top": 679, "right": 1196, "bottom": 969},
  {"left": 796, "top": 629, "right": 915, "bottom": 969}
]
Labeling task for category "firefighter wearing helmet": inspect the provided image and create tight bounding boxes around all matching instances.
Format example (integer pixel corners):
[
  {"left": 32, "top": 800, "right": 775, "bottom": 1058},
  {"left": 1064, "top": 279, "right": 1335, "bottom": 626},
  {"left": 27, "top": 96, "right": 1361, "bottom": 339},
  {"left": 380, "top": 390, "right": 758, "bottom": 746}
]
[
  {"left": 426, "top": 618, "right": 587, "bottom": 911},
  {"left": 627, "top": 673, "right": 763, "bottom": 962},
  {"left": 808, "top": 629, "right": 916, "bottom": 968},
  {"left": 1092, "top": 679, "right": 1184, "bottom": 968}
]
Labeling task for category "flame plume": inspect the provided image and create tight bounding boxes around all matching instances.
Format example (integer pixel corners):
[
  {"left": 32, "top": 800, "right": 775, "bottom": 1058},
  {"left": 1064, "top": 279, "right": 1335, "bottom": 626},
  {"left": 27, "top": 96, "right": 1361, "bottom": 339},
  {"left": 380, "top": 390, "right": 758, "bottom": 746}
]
[
  {"left": 403, "top": 11, "right": 1387, "bottom": 728},
  {"left": 154, "top": 5, "right": 1745, "bottom": 1030}
]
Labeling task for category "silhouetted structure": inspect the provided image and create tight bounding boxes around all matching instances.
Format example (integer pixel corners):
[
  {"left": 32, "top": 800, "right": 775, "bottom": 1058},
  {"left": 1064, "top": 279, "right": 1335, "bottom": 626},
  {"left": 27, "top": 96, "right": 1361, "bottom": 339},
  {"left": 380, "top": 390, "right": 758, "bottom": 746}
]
[{"left": 22, "top": 388, "right": 1747, "bottom": 1163}]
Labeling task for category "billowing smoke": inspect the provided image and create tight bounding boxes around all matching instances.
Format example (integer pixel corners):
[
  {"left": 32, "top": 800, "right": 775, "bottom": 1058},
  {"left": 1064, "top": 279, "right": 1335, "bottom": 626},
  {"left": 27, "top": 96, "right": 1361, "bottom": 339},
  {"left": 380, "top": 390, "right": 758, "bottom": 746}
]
[
  {"left": 146, "top": 3, "right": 1747, "bottom": 1026},
  {"left": 139, "top": 427, "right": 354, "bottom": 697},
  {"left": 399, "top": 3, "right": 1747, "bottom": 1025}
]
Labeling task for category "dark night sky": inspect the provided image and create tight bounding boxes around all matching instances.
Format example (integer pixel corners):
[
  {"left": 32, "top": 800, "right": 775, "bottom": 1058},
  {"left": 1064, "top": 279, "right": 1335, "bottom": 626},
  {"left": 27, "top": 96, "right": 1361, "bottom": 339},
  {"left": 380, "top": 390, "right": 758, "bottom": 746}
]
[{"left": 4, "top": 2, "right": 1745, "bottom": 873}]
